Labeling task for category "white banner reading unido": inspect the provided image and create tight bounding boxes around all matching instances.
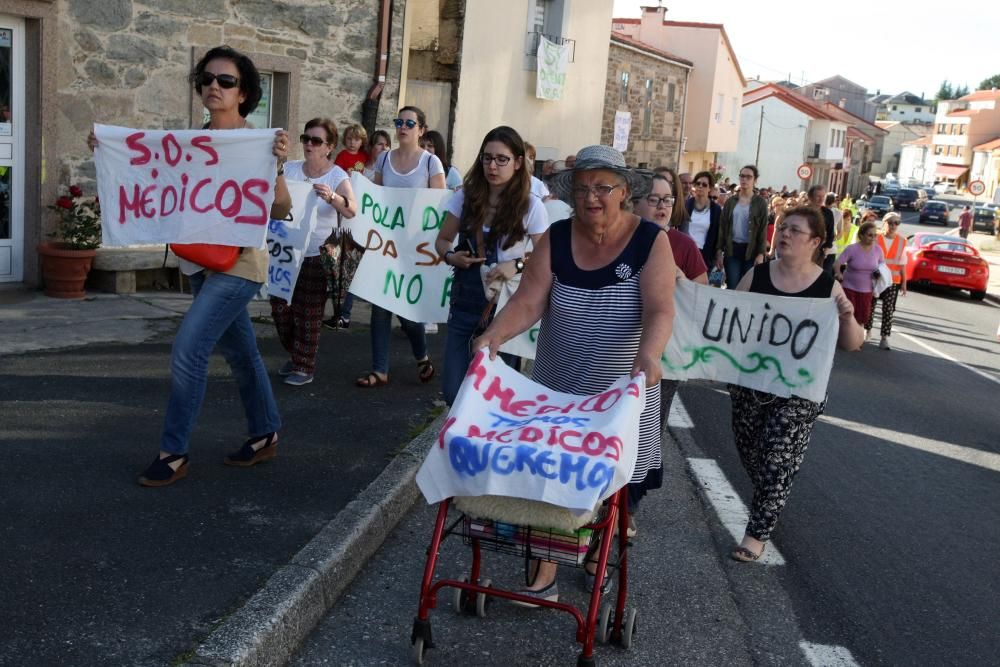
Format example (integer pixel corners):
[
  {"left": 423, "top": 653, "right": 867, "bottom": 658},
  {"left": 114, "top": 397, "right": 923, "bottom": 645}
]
[
  {"left": 347, "top": 173, "right": 454, "bottom": 322},
  {"left": 661, "top": 279, "right": 839, "bottom": 402},
  {"left": 536, "top": 36, "right": 570, "bottom": 101},
  {"left": 266, "top": 180, "right": 320, "bottom": 303},
  {"left": 416, "top": 352, "right": 645, "bottom": 513},
  {"left": 93, "top": 124, "right": 278, "bottom": 247}
]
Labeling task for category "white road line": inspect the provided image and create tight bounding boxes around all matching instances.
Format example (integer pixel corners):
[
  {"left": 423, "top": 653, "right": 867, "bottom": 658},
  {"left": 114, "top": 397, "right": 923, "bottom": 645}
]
[
  {"left": 799, "top": 641, "right": 861, "bottom": 667},
  {"left": 819, "top": 414, "right": 1000, "bottom": 473},
  {"left": 686, "top": 458, "right": 786, "bottom": 566},
  {"left": 667, "top": 395, "right": 693, "bottom": 428},
  {"left": 896, "top": 331, "right": 1000, "bottom": 388}
]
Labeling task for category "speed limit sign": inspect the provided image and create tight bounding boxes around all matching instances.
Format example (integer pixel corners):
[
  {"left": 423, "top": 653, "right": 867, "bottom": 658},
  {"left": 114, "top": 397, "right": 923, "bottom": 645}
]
[
  {"left": 796, "top": 163, "right": 813, "bottom": 180},
  {"left": 968, "top": 180, "right": 986, "bottom": 196}
]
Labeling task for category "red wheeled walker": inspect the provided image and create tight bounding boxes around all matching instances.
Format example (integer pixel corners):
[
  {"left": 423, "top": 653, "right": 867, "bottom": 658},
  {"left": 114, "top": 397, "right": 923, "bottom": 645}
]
[{"left": 409, "top": 487, "right": 635, "bottom": 666}]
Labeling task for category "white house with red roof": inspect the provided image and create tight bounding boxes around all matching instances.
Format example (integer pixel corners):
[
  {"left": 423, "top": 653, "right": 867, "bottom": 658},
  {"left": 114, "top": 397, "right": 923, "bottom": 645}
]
[{"left": 611, "top": 4, "right": 744, "bottom": 178}]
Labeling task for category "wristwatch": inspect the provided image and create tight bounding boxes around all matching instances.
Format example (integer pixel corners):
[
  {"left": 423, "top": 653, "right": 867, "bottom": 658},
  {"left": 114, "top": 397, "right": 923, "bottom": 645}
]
[{"left": 514, "top": 258, "right": 525, "bottom": 274}]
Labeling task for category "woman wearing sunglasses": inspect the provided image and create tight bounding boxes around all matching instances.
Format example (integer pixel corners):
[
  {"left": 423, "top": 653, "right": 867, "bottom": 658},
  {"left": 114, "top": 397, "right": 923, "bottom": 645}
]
[
  {"left": 433, "top": 126, "right": 549, "bottom": 405},
  {"left": 356, "top": 106, "right": 445, "bottom": 388},
  {"left": 866, "top": 213, "right": 907, "bottom": 350},
  {"left": 85, "top": 46, "right": 293, "bottom": 486},
  {"left": 271, "top": 118, "right": 357, "bottom": 386},
  {"left": 685, "top": 170, "right": 722, "bottom": 271}
]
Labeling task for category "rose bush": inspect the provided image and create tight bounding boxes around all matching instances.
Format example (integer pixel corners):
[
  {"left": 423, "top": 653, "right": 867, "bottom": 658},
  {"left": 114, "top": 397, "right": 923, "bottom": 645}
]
[{"left": 48, "top": 184, "right": 101, "bottom": 249}]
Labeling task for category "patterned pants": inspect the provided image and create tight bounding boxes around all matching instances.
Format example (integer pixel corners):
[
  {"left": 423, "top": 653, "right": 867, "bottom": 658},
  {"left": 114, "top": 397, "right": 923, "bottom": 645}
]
[
  {"left": 320, "top": 235, "right": 363, "bottom": 319},
  {"left": 728, "top": 385, "right": 826, "bottom": 542},
  {"left": 866, "top": 283, "right": 900, "bottom": 337},
  {"left": 270, "top": 256, "right": 327, "bottom": 374}
]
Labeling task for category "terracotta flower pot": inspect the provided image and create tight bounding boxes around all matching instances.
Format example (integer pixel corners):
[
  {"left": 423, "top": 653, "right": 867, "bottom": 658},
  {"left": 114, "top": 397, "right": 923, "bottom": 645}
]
[{"left": 37, "top": 242, "right": 97, "bottom": 299}]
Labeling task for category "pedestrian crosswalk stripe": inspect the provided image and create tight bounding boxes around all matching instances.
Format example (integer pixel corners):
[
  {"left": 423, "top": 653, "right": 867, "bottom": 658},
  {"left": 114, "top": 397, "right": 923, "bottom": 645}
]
[
  {"left": 799, "top": 640, "right": 861, "bottom": 666},
  {"left": 686, "top": 457, "right": 786, "bottom": 566},
  {"left": 667, "top": 394, "right": 694, "bottom": 428}
]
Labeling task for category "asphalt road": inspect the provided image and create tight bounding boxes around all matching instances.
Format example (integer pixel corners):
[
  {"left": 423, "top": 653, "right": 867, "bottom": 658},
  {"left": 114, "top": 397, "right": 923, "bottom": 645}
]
[
  {"left": 0, "top": 323, "right": 446, "bottom": 666},
  {"left": 674, "top": 286, "right": 1000, "bottom": 665}
]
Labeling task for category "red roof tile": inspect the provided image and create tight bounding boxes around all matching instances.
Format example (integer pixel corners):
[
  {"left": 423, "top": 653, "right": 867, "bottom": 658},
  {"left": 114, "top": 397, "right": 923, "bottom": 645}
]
[
  {"left": 959, "top": 89, "right": 1000, "bottom": 102},
  {"left": 610, "top": 32, "right": 693, "bottom": 67},
  {"left": 973, "top": 137, "right": 1000, "bottom": 152}
]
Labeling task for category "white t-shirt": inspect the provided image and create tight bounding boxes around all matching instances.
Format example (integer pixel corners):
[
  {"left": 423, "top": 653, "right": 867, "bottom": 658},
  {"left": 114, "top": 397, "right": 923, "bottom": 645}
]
[
  {"left": 445, "top": 190, "right": 549, "bottom": 262},
  {"left": 446, "top": 165, "right": 463, "bottom": 190},
  {"left": 376, "top": 149, "right": 444, "bottom": 188},
  {"left": 530, "top": 176, "right": 550, "bottom": 200},
  {"left": 689, "top": 206, "right": 711, "bottom": 250},
  {"left": 283, "top": 160, "right": 350, "bottom": 257}
]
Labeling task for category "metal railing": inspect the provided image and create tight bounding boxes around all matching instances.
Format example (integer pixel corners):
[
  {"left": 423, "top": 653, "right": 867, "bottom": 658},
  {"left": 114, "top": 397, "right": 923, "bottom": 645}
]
[{"left": 525, "top": 31, "right": 576, "bottom": 63}]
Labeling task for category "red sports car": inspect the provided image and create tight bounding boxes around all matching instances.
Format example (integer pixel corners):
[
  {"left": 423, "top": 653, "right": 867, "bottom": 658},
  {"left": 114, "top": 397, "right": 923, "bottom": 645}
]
[{"left": 905, "top": 234, "right": 990, "bottom": 300}]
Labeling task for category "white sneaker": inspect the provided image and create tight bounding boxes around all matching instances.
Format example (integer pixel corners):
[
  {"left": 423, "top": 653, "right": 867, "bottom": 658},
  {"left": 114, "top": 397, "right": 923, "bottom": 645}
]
[{"left": 424, "top": 323, "right": 438, "bottom": 334}]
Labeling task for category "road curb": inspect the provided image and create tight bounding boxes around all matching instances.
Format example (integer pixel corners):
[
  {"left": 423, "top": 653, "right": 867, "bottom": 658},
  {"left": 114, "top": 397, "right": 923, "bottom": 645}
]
[{"left": 184, "top": 412, "right": 446, "bottom": 667}]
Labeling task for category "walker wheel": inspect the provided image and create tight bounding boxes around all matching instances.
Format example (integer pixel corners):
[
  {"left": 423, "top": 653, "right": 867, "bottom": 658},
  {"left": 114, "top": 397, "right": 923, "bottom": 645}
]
[
  {"left": 475, "top": 578, "right": 492, "bottom": 618},
  {"left": 620, "top": 608, "right": 637, "bottom": 650},
  {"left": 411, "top": 637, "right": 427, "bottom": 665},
  {"left": 596, "top": 602, "right": 613, "bottom": 644},
  {"left": 452, "top": 575, "right": 469, "bottom": 614}
]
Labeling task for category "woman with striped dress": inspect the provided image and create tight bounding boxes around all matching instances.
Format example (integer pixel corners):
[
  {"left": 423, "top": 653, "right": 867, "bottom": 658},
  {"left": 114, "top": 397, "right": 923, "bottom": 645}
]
[{"left": 474, "top": 145, "right": 677, "bottom": 603}]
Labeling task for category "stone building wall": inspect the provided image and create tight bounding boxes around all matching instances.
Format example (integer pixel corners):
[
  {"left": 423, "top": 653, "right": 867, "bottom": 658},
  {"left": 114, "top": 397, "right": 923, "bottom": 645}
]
[
  {"left": 58, "top": 0, "right": 405, "bottom": 191},
  {"left": 601, "top": 41, "right": 687, "bottom": 169}
]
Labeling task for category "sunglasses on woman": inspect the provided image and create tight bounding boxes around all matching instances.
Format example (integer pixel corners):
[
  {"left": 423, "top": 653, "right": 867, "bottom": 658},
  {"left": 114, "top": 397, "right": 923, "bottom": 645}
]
[
  {"left": 195, "top": 72, "right": 240, "bottom": 90},
  {"left": 393, "top": 118, "right": 418, "bottom": 129},
  {"left": 299, "top": 134, "right": 326, "bottom": 146}
]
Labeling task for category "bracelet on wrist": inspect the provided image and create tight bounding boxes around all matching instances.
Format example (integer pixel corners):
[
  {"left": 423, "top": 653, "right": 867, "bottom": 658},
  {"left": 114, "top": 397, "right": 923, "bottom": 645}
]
[{"left": 444, "top": 250, "right": 455, "bottom": 265}]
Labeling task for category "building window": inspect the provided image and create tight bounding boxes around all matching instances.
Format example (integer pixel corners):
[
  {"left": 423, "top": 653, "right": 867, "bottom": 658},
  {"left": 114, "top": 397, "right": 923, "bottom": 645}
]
[
  {"left": 915, "top": 107, "right": 922, "bottom": 112},
  {"left": 960, "top": 125, "right": 967, "bottom": 135},
  {"left": 619, "top": 71, "right": 629, "bottom": 106},
  {"left": 666, "top": 82, "right": 675, "bottom": 112},
  {"left": 715, "top": 93, "right": 723, "bottom": 122},
  {"left": 891, "top": 105, "right": 897, "bottom": 110},
  {"left": 730, "top": 96, "right": 737, "bottom": 124},
  {"left": 642, "top": 78, "right": 653, "bottom": 137}
]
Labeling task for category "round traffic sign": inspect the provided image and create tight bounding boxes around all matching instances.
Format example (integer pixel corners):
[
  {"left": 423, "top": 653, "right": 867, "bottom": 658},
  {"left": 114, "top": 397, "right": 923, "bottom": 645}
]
[
  {"left": 968, "top": 180, "right": 986, "bottom": 196},
  {"left": 796, "top": 163, "right": 813, "bottom": 180}
]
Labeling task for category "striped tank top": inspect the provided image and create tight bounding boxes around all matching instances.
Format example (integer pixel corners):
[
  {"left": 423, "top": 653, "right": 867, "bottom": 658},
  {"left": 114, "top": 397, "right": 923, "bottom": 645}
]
[{"left": 532, "top": 218, "right": 662, "bottom": 484}]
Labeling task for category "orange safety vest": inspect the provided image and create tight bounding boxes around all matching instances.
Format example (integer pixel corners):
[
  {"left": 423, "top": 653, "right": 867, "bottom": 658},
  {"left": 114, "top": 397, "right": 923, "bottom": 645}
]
[{"left": 878, "top": 234, "right": 905, "bottom": 284}]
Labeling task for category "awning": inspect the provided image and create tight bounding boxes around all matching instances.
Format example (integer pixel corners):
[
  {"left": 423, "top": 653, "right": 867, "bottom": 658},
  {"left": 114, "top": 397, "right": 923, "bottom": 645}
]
[{"left": 935, "top": 164, "right": 969, "bottom": 179}]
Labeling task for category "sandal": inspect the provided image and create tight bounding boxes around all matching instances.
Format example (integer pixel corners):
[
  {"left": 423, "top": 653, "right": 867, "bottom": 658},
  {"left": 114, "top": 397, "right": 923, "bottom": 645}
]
[
  {"left": 224, "top": 432, "right": 278, "bottom": 467},
  {"left": 417, "top": 358, "right": 435, "bottom": 384},
  {"left": 730, "top": 544, "right": 765, "bottom": 563},
  {"left": 138, "top": 453, "right": 189, "bottom": 487},
  {"left": 355, "top": 372, "right": 389, "bottom": 388}
]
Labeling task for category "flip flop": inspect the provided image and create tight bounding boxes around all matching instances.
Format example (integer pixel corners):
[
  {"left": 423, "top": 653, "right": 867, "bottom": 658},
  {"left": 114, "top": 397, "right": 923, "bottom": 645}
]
[{"left": 355, "top": 372, "right": 389, "bottom": 388}]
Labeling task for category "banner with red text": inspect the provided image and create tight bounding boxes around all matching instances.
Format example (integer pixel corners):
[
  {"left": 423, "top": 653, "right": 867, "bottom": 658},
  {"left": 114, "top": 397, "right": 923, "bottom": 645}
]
[
  {"left": 266, "top": 180, "right": 319, "bottom": 303},
  {"left": 416, "top": 352, "right": 645, "bottom": 512},
  {"left": 346, "top": 173, "right": 455, "bottom": 322},
  {"left": 661, "top": 279, "right": 839, "bottom": 402},
  {"left": 93, "top": 124, "right": 277, "bottom": 247}
]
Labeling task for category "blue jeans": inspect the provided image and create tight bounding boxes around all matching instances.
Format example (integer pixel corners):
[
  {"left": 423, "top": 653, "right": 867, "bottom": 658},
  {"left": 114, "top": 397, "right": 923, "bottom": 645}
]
[
  {"left": 442, "top": 307, "right": 483, "bottom": 405},
  {"left": 341, "top": 292, "right": 354, "bottom": 320},
  {"left": 161, "top": 271, "right": 281, "bottom": 455},
  {"left": 369, "top": 304, "right": 428, "bottom": 375},
  {"left": 725, "top": 243, "right": 754, "bottom": 289}
]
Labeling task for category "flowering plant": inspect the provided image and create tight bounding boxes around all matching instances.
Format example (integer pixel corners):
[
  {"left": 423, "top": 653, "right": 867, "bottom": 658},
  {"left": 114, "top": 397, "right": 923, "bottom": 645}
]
[{"left": 49, "top": 184, "right": 102, "bottom": 250}]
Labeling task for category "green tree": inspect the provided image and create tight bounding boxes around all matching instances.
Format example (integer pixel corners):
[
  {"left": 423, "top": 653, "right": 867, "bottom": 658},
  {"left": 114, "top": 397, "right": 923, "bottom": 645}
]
[
  {"left": 979, "top": 73, "right": 1000, "bottom": 90},
  {"left": 935, "top": 80, "right": 953, "bottom": 100},
  {"left": 954, "top": 84, "right": 970, "bottom": 98}
]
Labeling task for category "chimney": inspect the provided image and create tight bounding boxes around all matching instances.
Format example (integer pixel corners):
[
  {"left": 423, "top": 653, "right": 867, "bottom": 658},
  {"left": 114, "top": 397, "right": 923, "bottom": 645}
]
[
  {"left": 839, "top": 98, "right": 847, "bottom": 108},
  {"left": 639, "top": 3, "right": 666, "bottom": 41}
]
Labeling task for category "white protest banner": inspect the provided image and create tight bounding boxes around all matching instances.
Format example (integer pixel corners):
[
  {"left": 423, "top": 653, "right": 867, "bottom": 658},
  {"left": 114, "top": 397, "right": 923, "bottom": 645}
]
[
  {"left": 93, "top": 124, "right": 277, "bottom": 247},
  {"left": 613, "top": 110, "right": 632, "bottom": 152},
  {"left": 536, "top": 36, "right": 570, "bottom": 101},
  {"left": 266, "top": 180, "right": 320, "bottom": 302},
  {"left": 496, "top": 199, "right": 572, "bottom": 359},
  {"left": 661, "top": 279, "right": 839, "bottom": 402},
  {"left": 416, "top": 352, "right": 645, "bottom": 513},
  {"left": 346, "top": 172, "right": 454, "bottom": 322}
]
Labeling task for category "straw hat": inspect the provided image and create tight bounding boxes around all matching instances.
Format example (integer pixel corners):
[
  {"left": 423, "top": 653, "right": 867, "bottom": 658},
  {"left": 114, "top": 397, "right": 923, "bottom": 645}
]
[{"left": 549, "top": 145, "right": 652, "bottom": 200}]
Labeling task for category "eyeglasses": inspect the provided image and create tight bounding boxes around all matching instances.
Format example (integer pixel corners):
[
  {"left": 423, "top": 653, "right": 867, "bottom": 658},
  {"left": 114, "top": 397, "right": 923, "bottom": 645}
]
[
  {"left": 644, "top": 195, "right": 675, "bottom": 208},
  {"left": 480, "top": 153, "right": 512, "bottom": 166},
  {"left": 776, "top": 224, "right": 811, "bottom": 237},
  {"left": 709, "top": 195, "right": 718, "bottom": 201},
  {"left": 887, "top": 221, "right": 900, "bottom": 226},
  {"left": 393, "top": 118, "right": 418, "bottom": 129},
  {"left": 739, "top": 173, "right": 755, "bottom": 180},
  {"left": 572, "top": 184, "right": 622, "bottom": 199},
  {"left": 299, "top": 134, "right": 326, "bottom": 146},
  {"left": 693, "top": 181, "right": 710, "bottom": 189},
  {"left": 196, "top": 72, "right": 240, "bottom": 90}
]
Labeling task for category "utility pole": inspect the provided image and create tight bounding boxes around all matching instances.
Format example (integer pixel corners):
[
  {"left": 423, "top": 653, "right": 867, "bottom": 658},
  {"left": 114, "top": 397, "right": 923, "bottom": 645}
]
[{"left": 755, "top": 106, "right": 764, "bottom": 165}]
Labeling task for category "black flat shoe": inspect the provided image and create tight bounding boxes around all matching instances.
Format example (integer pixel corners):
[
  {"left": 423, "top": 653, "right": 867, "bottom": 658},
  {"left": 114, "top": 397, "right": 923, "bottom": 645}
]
[
  {"left": 224, "top": 432, "right": 278, "bottom": 467},
  {"left": 138, "top": 454, "right": 189, "bottom": 487}
]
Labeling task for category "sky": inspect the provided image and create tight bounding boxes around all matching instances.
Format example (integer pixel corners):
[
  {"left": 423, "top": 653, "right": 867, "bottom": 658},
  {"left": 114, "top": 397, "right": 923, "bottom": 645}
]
[{"left": 612, "top": 0, "right": 999, "bottom": 99}]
